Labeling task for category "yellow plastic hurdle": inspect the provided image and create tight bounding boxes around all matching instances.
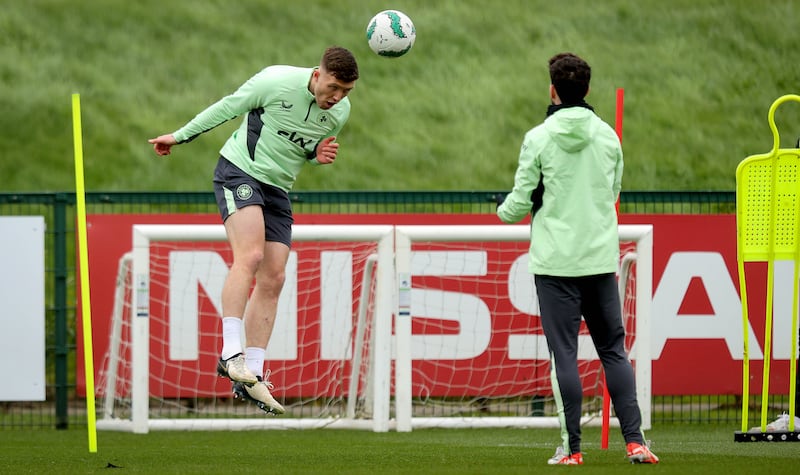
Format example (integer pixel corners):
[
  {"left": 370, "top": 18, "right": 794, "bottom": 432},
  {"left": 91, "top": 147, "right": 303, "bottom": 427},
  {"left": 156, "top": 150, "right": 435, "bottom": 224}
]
[{"left": 735, "top": 94, "right": 800, "bottom": 442}]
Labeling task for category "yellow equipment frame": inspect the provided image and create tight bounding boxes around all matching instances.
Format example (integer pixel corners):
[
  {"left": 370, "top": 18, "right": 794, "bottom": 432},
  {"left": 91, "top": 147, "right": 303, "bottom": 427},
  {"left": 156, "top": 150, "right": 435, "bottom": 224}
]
[{"left": 736, "top": 94, "right": 800, "bottom": 438}]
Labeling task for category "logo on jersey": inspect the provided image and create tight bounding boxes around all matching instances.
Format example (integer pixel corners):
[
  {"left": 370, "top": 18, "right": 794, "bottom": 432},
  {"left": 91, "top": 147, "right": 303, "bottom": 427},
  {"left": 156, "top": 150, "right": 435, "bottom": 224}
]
[
  {"left": 317, "top": 112, "right": 331, "bottom": 124},
  {"left": 236, "top": 184, "right": 254, "bottom": 200},
  {"left": 280, "top": 100, "right": 293, "bottom": 110},
  {"left": 277, "top": 130, "right": 314, "bottom": 149}
]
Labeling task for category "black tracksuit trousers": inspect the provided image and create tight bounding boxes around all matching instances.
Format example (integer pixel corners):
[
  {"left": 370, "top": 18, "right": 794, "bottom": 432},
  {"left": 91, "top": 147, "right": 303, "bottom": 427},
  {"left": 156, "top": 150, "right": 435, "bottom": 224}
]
[{"left": 535, "top": 272, "right": 645, "bottom": 455}]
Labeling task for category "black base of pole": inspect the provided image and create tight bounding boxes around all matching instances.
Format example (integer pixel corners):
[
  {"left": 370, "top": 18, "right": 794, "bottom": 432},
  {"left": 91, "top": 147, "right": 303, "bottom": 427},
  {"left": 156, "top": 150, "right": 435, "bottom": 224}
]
[{"left": 734, "top": 430, "right": 800, "bottom": 442}]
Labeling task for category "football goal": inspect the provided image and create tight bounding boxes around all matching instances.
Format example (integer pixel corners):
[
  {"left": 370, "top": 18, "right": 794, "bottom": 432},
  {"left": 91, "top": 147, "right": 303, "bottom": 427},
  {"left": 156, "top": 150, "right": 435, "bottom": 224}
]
[{"left": 96, "top": 223, "right": 652, "bottom": 434}]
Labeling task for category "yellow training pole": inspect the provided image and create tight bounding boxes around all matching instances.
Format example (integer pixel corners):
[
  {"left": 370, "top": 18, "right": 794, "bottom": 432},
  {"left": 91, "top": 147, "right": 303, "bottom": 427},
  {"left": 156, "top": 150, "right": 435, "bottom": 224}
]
[
  {"left": 761, "top": 259, "right": 776, "bottom": 431},
  {"left": 790, "top": 258, "right": 799, "bottom": 432},
  {"left": 756, "top": 101, "right": 783, "bottom": 432},
  {"left": 72, "top": 93, "right": 98, "bottom": 453},
  {"left": 737, "top": 244, "right": 750, "bottom": 433}
]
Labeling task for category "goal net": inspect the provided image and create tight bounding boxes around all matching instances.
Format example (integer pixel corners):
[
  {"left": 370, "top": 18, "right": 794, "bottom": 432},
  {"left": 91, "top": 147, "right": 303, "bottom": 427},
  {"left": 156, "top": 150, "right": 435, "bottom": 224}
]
[{"left": 96, "top": 223, "right": 652, "bottom": 433}]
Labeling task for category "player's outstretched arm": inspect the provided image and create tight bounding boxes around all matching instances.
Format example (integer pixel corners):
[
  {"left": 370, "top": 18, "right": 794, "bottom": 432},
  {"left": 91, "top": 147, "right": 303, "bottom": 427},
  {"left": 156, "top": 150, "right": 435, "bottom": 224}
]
[{"left": 148, "top": 134, "right": 177, "bottom": 156}]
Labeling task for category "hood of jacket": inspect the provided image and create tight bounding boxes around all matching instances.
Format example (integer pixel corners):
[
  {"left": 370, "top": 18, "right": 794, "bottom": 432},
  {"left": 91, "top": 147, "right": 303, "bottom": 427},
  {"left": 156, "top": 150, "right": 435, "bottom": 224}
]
[{"left": 543, "top": 105, "right": 598, "bottom": 154}]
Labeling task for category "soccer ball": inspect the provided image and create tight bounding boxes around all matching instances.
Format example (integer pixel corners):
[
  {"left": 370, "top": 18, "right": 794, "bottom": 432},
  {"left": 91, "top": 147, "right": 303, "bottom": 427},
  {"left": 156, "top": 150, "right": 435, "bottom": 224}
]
[{"left": 366, "top": 10, "right": 416, "bottom": 58}]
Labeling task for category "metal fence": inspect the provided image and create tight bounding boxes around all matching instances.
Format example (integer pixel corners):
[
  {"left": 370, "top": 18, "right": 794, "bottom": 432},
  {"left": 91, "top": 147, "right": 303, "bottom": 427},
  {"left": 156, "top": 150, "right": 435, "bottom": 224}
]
[{"left": 2, "top": 190, "right": 768, "bottom": 430}]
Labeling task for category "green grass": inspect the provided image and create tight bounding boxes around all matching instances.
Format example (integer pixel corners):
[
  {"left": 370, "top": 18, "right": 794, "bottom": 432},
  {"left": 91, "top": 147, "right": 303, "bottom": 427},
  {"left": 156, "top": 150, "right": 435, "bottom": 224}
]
[
  {"left": 2, "top": 0, "right": 798, "bottom": 193},
  {"left": 2, "top": 424, "right": 796, "bottom": 474}
]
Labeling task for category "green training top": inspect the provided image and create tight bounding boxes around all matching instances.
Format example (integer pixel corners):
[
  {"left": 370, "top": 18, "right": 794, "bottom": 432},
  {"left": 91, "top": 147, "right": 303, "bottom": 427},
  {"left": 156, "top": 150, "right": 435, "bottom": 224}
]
[
  {"left": 172, "top": 65, "right": 351, "bottom": 192},
  {"left": 496, "top": 106, "right": 623, "bottom": 277}
]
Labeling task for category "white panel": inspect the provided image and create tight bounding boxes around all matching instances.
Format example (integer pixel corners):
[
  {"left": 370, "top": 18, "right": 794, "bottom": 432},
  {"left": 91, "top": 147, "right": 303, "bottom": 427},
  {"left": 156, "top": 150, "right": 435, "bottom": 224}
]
[
  {"left": 168, "top": 251, "right": 228, "bottom": 360},
  {"left": 320, "top": 251, "right": 352, "bottom": 359},
  {"left": 267, "top": 252, "right": 298, "bottom": 359},
  {"left": 0, "top": 216, "right": 45, "bottom": 401}
]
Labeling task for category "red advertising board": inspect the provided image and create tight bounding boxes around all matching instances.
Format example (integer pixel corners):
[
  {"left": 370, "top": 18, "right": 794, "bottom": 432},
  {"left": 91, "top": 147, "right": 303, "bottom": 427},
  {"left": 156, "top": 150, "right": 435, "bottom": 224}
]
[{"left": 77, "top": 213, "right": 795, "bottom": 398}]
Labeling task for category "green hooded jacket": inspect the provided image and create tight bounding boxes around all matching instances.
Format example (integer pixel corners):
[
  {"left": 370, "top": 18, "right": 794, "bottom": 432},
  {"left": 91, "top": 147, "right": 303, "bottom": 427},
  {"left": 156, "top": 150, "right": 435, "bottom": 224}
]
[{"left": 497, "top": 106, "right": 622, "bottom": 277}]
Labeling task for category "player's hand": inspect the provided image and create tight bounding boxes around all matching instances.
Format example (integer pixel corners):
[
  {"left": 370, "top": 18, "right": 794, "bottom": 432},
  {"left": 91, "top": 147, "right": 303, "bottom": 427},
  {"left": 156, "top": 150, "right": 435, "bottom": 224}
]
[
  {"left": 315, "top": 136, "right": 339, "bottom": 164},
  {"left": 148, "top": 134, "right": 177, "bottom": 156}
]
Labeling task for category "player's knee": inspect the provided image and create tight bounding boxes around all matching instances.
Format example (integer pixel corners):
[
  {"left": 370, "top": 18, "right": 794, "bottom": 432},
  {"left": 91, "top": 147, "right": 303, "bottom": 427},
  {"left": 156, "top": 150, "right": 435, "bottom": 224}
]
[
  {"left": 237, "top": 248, "right": 265, "bottom": 272},
  {"left": 270, "top": 270, "right": 286, "bottom": 291},
  {"left": 256, "top": 270, "right": 285, "bottom": 298}
]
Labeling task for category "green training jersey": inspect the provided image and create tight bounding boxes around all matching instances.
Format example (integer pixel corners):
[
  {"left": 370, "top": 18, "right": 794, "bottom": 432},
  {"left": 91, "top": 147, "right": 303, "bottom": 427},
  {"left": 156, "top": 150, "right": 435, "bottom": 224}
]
[{"left": 172, "top": 65, "right": 350, "bottom": 191}]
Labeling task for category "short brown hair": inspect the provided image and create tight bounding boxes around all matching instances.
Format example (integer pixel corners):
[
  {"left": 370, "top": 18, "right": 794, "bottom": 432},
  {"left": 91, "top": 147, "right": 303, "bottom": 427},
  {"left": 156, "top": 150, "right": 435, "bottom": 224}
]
[
  {"left": 549, "top": 53, "right": 591, "bottom": 104},
  {"left": 321, "top": 46, "right": 359, "bottom": 83}
]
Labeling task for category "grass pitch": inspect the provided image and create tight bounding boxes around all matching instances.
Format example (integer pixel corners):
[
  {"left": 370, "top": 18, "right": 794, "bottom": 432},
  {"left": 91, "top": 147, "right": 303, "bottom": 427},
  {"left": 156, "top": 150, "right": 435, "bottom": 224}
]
[{"left": 2, "top": 423, "right": 796, "bottom": 474}]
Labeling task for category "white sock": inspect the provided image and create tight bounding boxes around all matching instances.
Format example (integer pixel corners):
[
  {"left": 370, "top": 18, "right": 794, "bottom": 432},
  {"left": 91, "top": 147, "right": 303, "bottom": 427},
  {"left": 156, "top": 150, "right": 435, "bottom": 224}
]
[
  {"left": 245, "top": 347, "right": 265, "bottom": 379},
  {"left": 220, "top": 317, "right": 243, "bottom": 360}
]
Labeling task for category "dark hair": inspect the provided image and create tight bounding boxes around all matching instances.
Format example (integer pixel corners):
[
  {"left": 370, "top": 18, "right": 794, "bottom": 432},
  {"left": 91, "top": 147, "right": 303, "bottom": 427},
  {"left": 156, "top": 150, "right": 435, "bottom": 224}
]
[
  {"left": 321, "top": 46, "right": 359, "bottom": 83},
  {"left": 548, "top": 52, "right": 591, "bottom": 104}
]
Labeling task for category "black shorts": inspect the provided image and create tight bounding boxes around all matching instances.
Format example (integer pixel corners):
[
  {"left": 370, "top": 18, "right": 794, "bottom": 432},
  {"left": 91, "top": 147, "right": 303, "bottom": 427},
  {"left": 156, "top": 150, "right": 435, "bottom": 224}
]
[{"left": 212, "top": 156, "right": 293, "bottom": 247}]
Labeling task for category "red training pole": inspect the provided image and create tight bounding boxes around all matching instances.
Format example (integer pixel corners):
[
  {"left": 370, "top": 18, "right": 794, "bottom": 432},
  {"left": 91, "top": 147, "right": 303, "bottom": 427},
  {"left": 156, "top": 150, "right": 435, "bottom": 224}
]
[
  {"left": 615, "top": 88, "right": 625, "bottom": 142},
  {"left": 613, "top": 87, "right": 624, "bottom": 213},
  {"left": 601, "top": 87, "right": 625, "bottom": 450}
]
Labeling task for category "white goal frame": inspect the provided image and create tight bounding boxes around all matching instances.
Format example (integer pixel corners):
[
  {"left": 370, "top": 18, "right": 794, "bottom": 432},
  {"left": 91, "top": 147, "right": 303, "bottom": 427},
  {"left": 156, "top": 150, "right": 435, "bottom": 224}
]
[
  {"left": 96, "top": 223, "right": 652, "bottom": 434},
  {"left": 98, "top": 224, "right": 395, "bottom": 434},
  {"left": 394, "top": 224, "right": 652, "bottom": 432}
]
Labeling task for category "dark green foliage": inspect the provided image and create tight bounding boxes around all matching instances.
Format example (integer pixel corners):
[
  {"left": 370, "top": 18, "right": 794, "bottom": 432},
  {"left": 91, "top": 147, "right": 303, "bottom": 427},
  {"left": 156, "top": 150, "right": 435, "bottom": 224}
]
[{"left": 2, "top": 0, "right": 798, "bottom": 192}]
